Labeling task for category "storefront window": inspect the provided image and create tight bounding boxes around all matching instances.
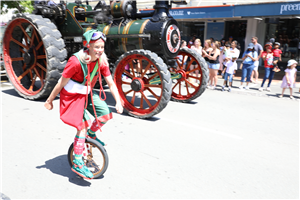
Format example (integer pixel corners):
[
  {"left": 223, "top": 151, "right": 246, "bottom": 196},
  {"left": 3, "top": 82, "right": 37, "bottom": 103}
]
[
  {"left": 224, "top": 20, "right": 247, "bottom": 58},
  {"left": 265, "top": 18, "right": 300, "bottom": 68},
  {"left": 177, "top": 21, "right": 204, "bottom": 46}
]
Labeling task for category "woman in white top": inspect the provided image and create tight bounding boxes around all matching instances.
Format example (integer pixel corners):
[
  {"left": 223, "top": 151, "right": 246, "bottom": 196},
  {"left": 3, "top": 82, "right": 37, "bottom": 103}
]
[
  {"left": 189, "top": 38, "right": 202, "bottom": 85},
  {"left": 226, "top": 41, "right": 240, "bottom": 87},
  {"left": 230, "top": 41, "right": 240, "bottom": 63}
]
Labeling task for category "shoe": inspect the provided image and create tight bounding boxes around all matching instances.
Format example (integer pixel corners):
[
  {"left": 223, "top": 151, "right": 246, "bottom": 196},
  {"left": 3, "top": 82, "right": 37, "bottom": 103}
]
[
  {"left": 266, "top": 87, "right": 271, "bottom": 92},
  {"left": 228, "top": 87, "right": 231, "bottom": 92},
  {"left": 259, "top": 87, "right": 264, "bottom": 92},
  {"left": 239, "top": 85, "right": 244, "bottom": 90},
  {"left": 245, "top": 86, "right": 249, "bottom": 90},
  {"left": 221, "top": 86, "right": 225, "bottom": 91},
  {"left": 71, "top": 159, "right": 94, "bottom": 180},
  {"left": 290, "top": 96, "right": 295, "bottom": 100},
  {"left": 87, "top": 131, "right": 105, "bottom": 146},
  {"left": 274, "top": 67, "right": 281, "bottom": 72},
  {"left": 278, "top": 95, "right": 283, "bottom": 98}
]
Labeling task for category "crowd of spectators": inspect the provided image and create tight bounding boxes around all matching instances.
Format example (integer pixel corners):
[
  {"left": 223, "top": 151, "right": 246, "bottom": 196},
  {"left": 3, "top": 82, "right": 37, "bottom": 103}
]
[{"left": 180, "top": 34, "right": 298, "bottom": 99}]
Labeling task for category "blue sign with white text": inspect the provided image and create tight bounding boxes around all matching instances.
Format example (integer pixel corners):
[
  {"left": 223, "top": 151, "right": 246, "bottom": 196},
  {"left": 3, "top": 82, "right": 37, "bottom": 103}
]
[
  {"left": 234, "top": 2, "right": 300, "bottom": 17},
  {"left": 140, "top": 6, "right": 234, "bottom": 19},
  {"left": 139, "top": 1, "right": 300, "bottom": 20}
]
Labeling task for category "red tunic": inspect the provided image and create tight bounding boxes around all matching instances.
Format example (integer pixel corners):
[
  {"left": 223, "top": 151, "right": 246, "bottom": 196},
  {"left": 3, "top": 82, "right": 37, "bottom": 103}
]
[{"left": 60, "top": 55, "right": 111, "bottom": 130}]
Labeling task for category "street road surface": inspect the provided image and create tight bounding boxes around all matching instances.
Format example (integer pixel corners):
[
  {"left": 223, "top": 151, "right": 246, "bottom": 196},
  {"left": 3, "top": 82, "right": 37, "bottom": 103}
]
[{"left": 1, "top": 82, "right": 299, "bottom": 199}]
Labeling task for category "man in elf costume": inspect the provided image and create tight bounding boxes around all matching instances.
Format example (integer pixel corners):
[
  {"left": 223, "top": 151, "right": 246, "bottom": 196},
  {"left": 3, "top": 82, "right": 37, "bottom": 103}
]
[{"left": 44, "top": 29, "right": 123, "bottom": 180}]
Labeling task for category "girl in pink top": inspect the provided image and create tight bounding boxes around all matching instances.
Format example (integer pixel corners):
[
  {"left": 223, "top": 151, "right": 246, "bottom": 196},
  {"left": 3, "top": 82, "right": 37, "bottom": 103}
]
[{"left": 279, "top": 59, "right": 298, "bottom": 99}]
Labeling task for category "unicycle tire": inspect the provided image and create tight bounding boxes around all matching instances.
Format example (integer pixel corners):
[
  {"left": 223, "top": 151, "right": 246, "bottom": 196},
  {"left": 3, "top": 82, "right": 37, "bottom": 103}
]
[{"left": 67, "top": 138, "right": 109, "bottom": 179}]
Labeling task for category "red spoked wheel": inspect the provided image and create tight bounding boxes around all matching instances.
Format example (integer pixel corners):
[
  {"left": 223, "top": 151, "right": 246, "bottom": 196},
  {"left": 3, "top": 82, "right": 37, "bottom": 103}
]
[
  {"left": 170, "top": 47, "right": 208, "bottom": 102},
  {"left": 113, "top": 50, "right": 172, "bottom": 119},
  {"left": 2, "top": 14, "right": 67, "bottom": 100}
]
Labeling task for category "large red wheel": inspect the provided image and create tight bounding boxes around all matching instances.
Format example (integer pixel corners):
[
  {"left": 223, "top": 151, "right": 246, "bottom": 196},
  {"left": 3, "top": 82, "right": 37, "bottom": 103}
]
[
  {"left": 2, "top": 14, "right": 67, "bottom": 100},
  {"left": 170, "top": 47, "right": 208, "bottom": 102},
  {"left": 113, "top": 50, "right": 172, "bottom": 119}
]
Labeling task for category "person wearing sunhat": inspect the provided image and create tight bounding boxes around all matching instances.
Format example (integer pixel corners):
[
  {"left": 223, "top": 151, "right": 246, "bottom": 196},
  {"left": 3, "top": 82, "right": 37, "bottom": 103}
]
[
  {"left": 239, "top": 43, "right": 258, "bottom": 90},
  {"left": 279, "top": 59, "right": 298, "bottom": 99},
  {"left": 44, "top": 29, "right": 123, "bottom": 180}
]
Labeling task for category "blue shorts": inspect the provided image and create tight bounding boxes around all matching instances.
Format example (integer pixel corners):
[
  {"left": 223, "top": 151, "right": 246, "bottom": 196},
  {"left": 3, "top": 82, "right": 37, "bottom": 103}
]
[
  {"left": 224, "top": 72, "right": 233, "bottom": 82},
  {"left": 209, "top": 63, "right": 220, "bottom": 70}
]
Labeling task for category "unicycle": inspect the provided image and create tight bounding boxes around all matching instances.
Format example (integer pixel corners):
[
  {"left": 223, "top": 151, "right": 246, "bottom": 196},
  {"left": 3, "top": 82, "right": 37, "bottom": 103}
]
[{"left": 67, "top": 137, "right": 109, "bottom": 179}]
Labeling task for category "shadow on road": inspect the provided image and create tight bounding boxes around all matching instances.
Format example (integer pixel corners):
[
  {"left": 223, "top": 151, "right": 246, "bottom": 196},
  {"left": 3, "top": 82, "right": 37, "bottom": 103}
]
[
  {"left": 36, "top": 154, "right": 102, "bottom": 186},
  {"left": 1, "top": 88, "right": 21, "bottom": 98},
  {"left": 1, "top": 88, "right": 58, "bottom": 102}
]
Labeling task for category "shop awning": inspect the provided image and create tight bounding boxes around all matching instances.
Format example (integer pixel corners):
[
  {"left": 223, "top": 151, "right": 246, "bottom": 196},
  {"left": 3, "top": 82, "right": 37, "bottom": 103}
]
[
  {"left": 139, "top": 5, "right": 234, "bottom": 19},
  {"left": 234, "top": 2, "right": 300, "bottom": 17},
  {"left": 139, "top": 1, "right": 300, "bottom": 19}
]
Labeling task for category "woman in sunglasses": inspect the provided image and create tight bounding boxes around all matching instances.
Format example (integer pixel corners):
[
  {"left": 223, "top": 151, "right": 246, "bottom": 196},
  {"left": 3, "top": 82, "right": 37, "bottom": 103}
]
[{"left": 44, "top": 29, "right": 123, "bottom": 180}]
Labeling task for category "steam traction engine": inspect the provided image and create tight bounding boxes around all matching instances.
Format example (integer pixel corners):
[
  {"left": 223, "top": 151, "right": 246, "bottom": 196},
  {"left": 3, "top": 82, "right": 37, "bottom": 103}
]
[{"left": 2, "top": 0, "right": 208, "bottom": 118}]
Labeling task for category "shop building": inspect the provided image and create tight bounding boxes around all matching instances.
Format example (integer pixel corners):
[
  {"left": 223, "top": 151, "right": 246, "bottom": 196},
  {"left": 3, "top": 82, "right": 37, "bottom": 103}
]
[{"left": 141, "top": 1, "right": 300, "bottom": 67}]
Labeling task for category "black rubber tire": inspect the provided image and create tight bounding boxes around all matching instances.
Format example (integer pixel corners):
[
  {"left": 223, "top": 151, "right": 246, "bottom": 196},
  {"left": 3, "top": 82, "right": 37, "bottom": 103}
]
[
  {"left": 171, "top": 47, "right": 208, "bottom": 103},
  {"left": 2, "top": 13, "right": 67, "bottom": 100},
  {"left": 112, "top": 49, "right": 172, "bottom": 119},
  {"left": 68, "top": 138, "right": 109, "bottom": 179}
]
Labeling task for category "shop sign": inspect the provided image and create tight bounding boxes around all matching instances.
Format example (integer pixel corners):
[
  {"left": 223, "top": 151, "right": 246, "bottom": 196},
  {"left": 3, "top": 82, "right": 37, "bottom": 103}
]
[
  {"left": 280, "top": 3, "right": 300, "bottom": 14},
  {"left": 140, "top": 6, "right": 233, "bottom": 19},
  {"left": 235, "top": 2, "right": 300, "bottom": 17},
  {"left": 169, "top": 10, "right": 185, "bottom": 16}
]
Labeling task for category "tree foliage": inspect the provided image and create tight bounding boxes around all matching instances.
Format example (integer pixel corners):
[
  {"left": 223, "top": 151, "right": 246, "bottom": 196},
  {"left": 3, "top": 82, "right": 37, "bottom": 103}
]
[{"left": 1, "top": 1, "right": 34, "bottom": 14}]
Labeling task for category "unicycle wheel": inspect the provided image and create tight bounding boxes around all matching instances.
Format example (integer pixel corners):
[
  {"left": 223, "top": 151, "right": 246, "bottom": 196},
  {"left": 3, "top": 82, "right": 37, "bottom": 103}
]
[{"left": 68, "top": 138, "right": 109, "bottom": 179}]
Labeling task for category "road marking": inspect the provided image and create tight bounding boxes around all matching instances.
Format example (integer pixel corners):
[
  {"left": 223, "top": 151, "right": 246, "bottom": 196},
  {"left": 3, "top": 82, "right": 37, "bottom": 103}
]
[{"left": 162, "top": 118, "right": 243, "bottom": 140}]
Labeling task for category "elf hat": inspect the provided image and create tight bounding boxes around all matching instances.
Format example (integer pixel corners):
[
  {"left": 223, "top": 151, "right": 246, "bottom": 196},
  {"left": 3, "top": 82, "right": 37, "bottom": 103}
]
[{"left": 83, "top": 29, "right": 106, "bottom": 48}]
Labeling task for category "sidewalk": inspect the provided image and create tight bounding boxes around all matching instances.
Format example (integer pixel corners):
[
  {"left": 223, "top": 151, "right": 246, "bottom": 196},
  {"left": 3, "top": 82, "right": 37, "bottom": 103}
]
[{"left": 211, "top": 68, "right": 300, "bottom": 100}]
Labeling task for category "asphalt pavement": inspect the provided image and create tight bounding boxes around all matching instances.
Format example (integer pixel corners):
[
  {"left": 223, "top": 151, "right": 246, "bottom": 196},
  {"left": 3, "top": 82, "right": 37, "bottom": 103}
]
[{"left": 1, "top": 69, "right": 299, "bottom": 199}]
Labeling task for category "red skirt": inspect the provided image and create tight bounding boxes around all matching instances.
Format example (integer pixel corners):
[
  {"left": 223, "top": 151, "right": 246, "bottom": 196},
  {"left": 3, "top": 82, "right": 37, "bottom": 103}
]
[{"left": 60, "top": 88, "right": 87, "bottom": 130}]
